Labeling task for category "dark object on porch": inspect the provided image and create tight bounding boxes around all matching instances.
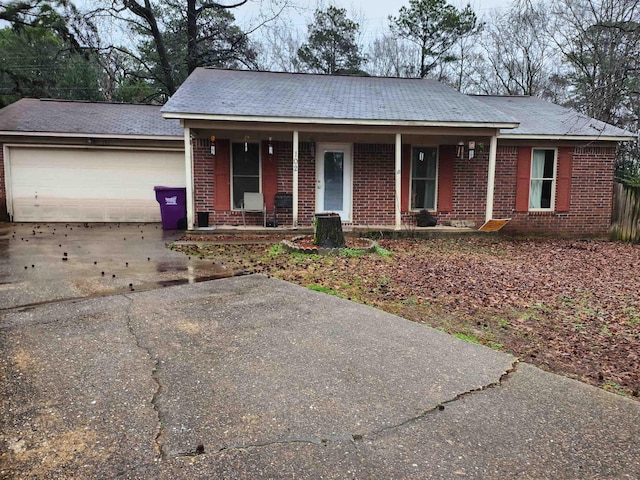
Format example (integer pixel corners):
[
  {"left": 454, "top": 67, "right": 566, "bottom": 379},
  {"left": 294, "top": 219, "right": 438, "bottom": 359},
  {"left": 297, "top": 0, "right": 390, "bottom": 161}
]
[
  {"left": 197, "top": 212, "right": 209, "bottom": 227},
  {"left": 273, "top": 192, "right": 293, "bottom": 227},
  {"left": 314, "top": 213, "right": 345, "bottom": 248},
  {"left": 416, "top": 210, "right": 437, "bottom": 227}
]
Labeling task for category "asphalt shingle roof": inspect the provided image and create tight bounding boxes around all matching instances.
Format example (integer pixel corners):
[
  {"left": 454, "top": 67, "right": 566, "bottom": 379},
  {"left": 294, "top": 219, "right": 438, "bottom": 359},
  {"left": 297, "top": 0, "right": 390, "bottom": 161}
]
[
  {"left": 474, "top": 95, "right": 635, "bottom": 139},
  {"left": 0, "top": 98, "right": 183, "bottom": 137},
  {"left": 161, "top": 68, "right": 519, "bottom": 126}
]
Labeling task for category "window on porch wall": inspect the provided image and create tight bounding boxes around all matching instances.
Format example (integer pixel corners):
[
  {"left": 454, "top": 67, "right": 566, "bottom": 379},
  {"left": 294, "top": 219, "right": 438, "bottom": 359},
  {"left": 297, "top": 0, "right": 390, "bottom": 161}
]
[
  {"left": 529, "top": 149, "right": 556, "bottom": 210},
  {"left": 411, "top": 147, "right": 438, "bottom": 210},
  {"left": 231, "top": 142, "right": 260, "bottom": 210}
]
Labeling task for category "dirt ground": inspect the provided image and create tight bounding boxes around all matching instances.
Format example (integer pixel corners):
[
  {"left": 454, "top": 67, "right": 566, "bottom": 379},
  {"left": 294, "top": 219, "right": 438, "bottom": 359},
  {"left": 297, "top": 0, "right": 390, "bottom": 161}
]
[{"left": 176, "top": 234, "right": 640, "bottom": 398}]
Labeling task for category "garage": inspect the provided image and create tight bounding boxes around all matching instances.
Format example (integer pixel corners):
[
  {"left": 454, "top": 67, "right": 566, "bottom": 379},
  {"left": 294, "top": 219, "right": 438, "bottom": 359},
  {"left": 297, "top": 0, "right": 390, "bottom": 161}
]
[
  {"left": 5, "top": 146, "right": 185, "bottom": 222},
  {"left": 0, "top": 98, "right": 186, "bottom": 223}
]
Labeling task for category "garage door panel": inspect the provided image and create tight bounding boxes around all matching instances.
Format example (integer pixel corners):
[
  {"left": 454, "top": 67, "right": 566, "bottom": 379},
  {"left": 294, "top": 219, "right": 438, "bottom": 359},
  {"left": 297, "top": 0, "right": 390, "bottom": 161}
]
[{"left": 8, "top": 147, "right": 185, "bottom": 222}]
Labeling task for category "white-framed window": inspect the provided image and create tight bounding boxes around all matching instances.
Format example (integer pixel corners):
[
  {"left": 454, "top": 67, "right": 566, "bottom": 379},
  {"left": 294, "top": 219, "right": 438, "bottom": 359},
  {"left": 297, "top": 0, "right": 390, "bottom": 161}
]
[
  {"left": 231, "top": 142, "right": 261, "bottom": 210},
  {"left": 529, "top": 148, "right": 557, "bottom": 210},
  {"left": 410, "top": 146, "right": 438, "bottom": 211}
]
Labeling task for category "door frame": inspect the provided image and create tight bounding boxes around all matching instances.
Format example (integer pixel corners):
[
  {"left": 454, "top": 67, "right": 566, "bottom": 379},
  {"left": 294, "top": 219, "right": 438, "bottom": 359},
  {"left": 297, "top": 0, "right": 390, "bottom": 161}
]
[{"left": 315, "top": 142, "right": 353, "bottom": 222}]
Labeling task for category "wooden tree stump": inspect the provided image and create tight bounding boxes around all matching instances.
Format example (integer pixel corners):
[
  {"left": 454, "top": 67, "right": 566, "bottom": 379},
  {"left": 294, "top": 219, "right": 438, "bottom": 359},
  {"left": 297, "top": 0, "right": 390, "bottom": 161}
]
[{"left": 313, "top": 213, "right": 345, "bottom": 248}]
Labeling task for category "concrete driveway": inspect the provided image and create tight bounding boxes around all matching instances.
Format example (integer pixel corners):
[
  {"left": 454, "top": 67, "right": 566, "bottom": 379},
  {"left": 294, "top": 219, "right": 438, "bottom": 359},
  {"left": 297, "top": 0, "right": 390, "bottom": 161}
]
[{"left": 1, "top": 223, "right": 639, "bottom": 479}]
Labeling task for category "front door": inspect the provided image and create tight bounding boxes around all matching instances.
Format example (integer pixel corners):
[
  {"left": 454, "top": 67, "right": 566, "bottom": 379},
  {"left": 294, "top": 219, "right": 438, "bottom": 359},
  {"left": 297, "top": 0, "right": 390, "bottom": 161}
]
[{"left": 316, "top": 143, "right": 352, "bottom": 222}]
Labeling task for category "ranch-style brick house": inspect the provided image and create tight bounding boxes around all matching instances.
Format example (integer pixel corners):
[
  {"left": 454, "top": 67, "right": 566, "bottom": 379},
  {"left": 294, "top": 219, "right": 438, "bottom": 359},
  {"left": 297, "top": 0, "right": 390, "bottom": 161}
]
[
  {"left": 161, "top": 68, "right": 635, "bottom": 236},
  {"left": 0, "top": 68, "right": 635, "bottom": 235}
]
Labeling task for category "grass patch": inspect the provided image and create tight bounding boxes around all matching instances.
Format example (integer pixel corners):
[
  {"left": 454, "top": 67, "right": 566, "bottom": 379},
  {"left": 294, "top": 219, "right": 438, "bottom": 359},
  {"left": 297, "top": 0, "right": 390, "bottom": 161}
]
[
  {"left": 373, "top": 244, "right": 392, "bottom": 257},
  {"left": 268, "top": 244, "right": 284, "bottom": 256},
  {"left": 339, "top": 247, "right": 367, "bottom": 258},
  {"left": 453, "top": 332, "right": 480, "bottom": 344},
  {"left": 307, "top": 285, "right": 340, "bottom": 296}
]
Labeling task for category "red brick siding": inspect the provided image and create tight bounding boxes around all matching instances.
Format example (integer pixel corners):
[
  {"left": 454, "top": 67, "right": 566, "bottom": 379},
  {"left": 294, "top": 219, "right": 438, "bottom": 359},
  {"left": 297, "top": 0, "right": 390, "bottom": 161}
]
[
  {"left": 493, "top": 145, "right": 616, "bottom": 236},
  {"left": 0, "top": 144, "right": 6, "bottom": 221},
  {"left": 193, "top": 138, "right": 316, "bottom": 226},
  {"left": 192, "top": 137, "right": 616, "bottom": 235},
  {"left": 192, "top": 138, "right": 217, "bottom": 226},
  {"left": 436, "top": 148, "right": 489, "bottom": 226},
  {"left": 353, "top": 143, "right": 395, "bottom": 225}
]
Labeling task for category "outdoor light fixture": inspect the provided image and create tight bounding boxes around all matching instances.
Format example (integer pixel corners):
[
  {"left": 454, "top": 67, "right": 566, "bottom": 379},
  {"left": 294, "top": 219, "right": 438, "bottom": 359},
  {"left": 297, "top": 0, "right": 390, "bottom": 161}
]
[
  {"left": 419, "top": 150, "right": 425, "bottom": 161},
  {"left": 210, "top": 135, "right": 216, "bottom": 156},
  {"left": 268, "top": 137, "right": 274, "bottom": 155},
  {"left": 456, "top": 141, "right": 464, "bottom": 159},
  {"left": 468, "top": 141, "right": 476, "bottom": 159}
]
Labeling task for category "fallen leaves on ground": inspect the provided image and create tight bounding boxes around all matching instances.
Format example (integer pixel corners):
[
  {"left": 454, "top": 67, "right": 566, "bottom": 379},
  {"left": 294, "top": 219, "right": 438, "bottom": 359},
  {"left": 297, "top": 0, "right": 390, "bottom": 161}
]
[{"left": 176, "top": 235, "right": 640, "bottom": 398}]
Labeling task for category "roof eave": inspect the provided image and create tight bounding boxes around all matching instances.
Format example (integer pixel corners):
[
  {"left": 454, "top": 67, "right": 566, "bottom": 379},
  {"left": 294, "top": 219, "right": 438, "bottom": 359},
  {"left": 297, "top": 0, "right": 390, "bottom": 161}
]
[
  {"left": 498, "top": 133, "right": 636, "bottom": 142},
  {"left": 161, "top": 112, "right": 519, "bottom": 130},
  {"left": 0, "top": 131, "right": 184, "bottom": 141}
]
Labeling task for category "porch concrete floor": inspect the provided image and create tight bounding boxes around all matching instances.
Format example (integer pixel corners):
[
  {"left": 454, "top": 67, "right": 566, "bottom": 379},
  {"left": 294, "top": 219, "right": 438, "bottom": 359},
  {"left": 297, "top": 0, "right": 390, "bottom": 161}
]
[{"left": 189, "top": 225, "right": 479, "bottom": 235}]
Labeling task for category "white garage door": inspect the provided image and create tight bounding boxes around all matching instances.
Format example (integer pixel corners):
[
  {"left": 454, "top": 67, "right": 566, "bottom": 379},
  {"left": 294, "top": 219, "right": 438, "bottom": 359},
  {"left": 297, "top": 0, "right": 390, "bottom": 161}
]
[{"left": 6, "top": 146, "right": 185, "bottom": 222}]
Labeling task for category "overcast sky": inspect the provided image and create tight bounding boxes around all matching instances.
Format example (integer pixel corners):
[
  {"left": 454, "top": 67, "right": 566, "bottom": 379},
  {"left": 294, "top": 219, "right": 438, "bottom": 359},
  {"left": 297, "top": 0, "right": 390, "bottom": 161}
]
[{"left": 236, "top": 0, "right": 514, "bottom": 40}]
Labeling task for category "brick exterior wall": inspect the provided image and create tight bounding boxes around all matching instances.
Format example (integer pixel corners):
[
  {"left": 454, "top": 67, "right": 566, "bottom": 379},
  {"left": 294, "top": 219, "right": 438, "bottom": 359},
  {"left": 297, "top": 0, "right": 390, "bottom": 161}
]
[
  {"left": 493, "top": 145, "right": 616, "bottom": 236},
  {"left": 193, "top": 138, "right": 216, "bottom": 225},
  {"left": 0, "top": 144, "right": 6, "bottom": 221},
  {"left": 436, "top": 148, "right": 490, "bottom": 227},
  {"left": 353, "top": 143, "right": 395, "bottom": 226},
  {"left": 191, "top": 136, "right": 617, "bottom": 236}
]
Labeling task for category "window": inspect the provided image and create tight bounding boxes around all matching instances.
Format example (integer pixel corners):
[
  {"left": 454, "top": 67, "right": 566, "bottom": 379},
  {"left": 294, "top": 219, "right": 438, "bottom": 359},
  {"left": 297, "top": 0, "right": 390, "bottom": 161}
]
[
  {"left": 231, "top": 142, "right": 260, "bottom": 209},
  {"left": 411, "top": 147, "right": 438, "bottom": 210},
  {"left": 529, "top": 149, "right": 556, "bottom": 210}
]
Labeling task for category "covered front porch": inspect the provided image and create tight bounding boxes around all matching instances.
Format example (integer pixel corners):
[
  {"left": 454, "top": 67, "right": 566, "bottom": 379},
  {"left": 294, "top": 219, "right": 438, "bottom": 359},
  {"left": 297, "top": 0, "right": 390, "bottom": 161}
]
[{"left": 181, "top": 122, "right": 502, "bottom": 232}]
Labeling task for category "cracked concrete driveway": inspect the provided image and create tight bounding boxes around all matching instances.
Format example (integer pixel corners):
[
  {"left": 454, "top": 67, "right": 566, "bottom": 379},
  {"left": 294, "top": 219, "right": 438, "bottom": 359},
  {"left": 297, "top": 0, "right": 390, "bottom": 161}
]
[{"left": 1, "top": 224, "right": 640, "bottom": 479}]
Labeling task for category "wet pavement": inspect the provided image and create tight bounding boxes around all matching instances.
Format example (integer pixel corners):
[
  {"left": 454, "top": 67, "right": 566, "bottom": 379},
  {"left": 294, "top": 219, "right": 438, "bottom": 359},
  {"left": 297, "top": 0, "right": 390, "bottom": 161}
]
[
  {"left": 1, "top": 224, "right": 640, "bottom": 479},
  {"left": 0, "top": 223, "right": 231, "bottom": 310}
]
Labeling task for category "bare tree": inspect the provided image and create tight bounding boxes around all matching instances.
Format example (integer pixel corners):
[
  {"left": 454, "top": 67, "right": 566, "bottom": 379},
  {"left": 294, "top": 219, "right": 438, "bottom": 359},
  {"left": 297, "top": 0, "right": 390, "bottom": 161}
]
[
  {"left": 366, "top": 34, "right": 418, "bottom": 77},
  {"left": 551, "top": 0, "right": 640, "bottom": 124},
  {"left": 471, "top": 0, "right": 557, "bottom": 96},
  {"left": 258, "top": 20, "right": 302, "bottom": 72}
]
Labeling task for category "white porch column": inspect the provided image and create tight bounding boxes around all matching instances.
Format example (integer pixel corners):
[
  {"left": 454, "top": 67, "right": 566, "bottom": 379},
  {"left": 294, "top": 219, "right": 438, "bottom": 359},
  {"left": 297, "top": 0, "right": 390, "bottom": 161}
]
[
  {"left": 184, "top": 126, "right": 195, "bottom": 230},
  {"left": 292, "top": 130, "right": 299, "bottom": 228},
  {"left": 485, "top": 135, "right": 498, "bottom": 222},
  {"left": 395, "top": 133, "right": 402, "bottom": 230}
]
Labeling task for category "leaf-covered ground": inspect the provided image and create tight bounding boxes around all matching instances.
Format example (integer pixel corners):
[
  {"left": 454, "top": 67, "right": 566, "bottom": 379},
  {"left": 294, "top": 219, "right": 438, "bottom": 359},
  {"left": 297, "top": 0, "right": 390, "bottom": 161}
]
[{"left": 175, "top": 235, "right": 640, "bottom": 398}]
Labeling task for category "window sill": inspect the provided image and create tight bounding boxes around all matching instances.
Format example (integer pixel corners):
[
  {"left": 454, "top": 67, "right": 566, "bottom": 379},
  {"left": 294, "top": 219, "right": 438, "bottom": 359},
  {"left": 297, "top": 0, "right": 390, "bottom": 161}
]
[{"left": 527, "top": 210, "right": 555, "bottom": 216}]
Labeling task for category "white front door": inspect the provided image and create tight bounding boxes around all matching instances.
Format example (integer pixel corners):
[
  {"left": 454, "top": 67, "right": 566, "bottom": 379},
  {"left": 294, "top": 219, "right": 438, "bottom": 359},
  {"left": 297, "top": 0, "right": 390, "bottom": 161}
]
[{"left": 316, "top": 143, "right": 352, "bottom": 222}]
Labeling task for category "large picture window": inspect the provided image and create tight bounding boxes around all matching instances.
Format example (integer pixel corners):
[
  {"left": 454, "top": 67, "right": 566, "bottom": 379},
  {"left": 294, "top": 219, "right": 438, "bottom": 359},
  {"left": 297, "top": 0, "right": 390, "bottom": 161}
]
[
  {"left": 530, "top": 149, "right": 556, "bottom": 210},
  {"left": 411, "top": 147, "right": 438, "bottom": 210},
  {"left": 232, "top": 142, "right": 260, "bottom": 209}
]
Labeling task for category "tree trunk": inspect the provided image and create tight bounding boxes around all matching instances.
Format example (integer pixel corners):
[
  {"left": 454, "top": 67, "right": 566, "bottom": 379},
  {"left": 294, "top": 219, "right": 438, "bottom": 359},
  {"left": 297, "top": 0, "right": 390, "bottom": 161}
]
[
  {"left": 186, "top": 0, "right": 198, "bottom": 74},
  {"left": 313, "top": 213, "right": 345, "bottom": 248}
]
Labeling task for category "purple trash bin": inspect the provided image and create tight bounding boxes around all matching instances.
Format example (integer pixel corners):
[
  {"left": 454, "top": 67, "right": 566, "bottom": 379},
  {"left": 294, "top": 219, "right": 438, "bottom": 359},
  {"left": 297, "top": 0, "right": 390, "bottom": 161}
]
[{"left": 154, "top": 186, "right": 187, "bottom": 230}]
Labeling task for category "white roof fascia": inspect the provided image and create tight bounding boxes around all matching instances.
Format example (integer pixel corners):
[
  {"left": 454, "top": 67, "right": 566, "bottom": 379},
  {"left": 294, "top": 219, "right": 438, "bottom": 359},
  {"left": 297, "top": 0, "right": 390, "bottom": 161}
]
[
  {"left": 0, "top": 131, "right": 184, "bottom": 141},
  {"left": 161, "top": 112, "right": 520, "bottom": 130},
  {"left": 498, "top": 133, "right": 636, "bottom": 142}
]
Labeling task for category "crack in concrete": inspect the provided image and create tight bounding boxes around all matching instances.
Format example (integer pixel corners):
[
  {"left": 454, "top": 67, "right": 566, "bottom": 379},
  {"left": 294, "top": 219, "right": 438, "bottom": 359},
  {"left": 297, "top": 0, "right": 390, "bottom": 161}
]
[
  {"left": 172, "top": 434, "right": 357, "bottom": 459},
  {"left": 111, "top": 359, "right": 519, "bottom": 478},
  {"left": 370, "top": 359, "right": 520, "bottom": 436},
  {"left": 121, "top": 294, "right": 167, "bottom": 461}
]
